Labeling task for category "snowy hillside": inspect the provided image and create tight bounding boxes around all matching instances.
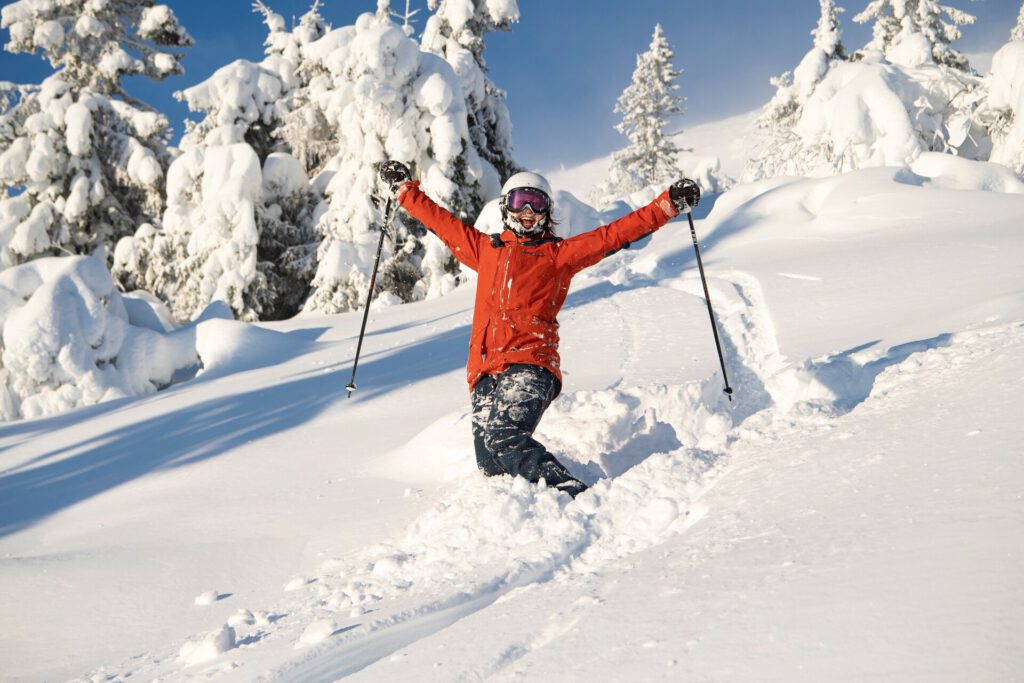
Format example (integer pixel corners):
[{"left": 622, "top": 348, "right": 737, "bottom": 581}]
[
  {"left": 1, "top": 136, "right": 1022, "bottom": 681},
  {"left": 545, "top": 110, "right": 756, "bottom": 201}
]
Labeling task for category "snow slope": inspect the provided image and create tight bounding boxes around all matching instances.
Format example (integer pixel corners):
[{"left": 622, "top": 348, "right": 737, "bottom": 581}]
[{"left": 1, "top": 148, "right": 1023, "bottom": 681}]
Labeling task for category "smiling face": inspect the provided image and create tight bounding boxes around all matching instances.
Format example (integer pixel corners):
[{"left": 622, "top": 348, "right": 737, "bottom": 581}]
[
  {"left": 503, "top": 186, "right": 552, "bottom": 236},
  {"left": 511, "top": 204, "right": 540, "bottom": 231}
]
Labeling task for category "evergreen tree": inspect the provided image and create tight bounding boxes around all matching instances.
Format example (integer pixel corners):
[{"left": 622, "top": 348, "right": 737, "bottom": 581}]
[
  {"left": 600, "top": 24, "right": 685, "bottom": 201},
  {"left": 854, "top": 0, "right": 902, "bottom": 56},
  {"left": 388, "top": 0, "right": 422, "bottom": 36},
  {"left": 114, "top": 2, "right": 320, "bottom": 321},
  {"left": 0, "top": 1, "right": 191, "bottom": 268},
  {"left": 421, "top": 0, "right": 520, "bottom": 200},
  {"left": 974, "top": 10, "right": 1024, "bottom": 177},
  {"left": 745, "top": 0, "right": 847, "bottom": 181},
  {"left": 854, "top": 0, "right": 976, "bottom": 70},
  {"left": 268, "top": 2, "right": 337, "bottom": 176},
  {"left": 300, "top": 7, "right": 492, "bottom": 313}
]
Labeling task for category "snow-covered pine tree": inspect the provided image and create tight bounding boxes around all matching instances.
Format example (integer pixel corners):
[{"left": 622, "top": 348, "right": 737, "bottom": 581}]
[
  {"left": 0, "top": 1, "right": 191, "bottom": 268},
  {"left": 854, "top": 0, "right": 976, "bottom": 71},
  {"left": 303, "top": 5, "right": 488, "bottom": 313},
  {"left": 421, "top": 0, "right": 520, "bottom": 202},
  {"left": 744, "top": 0, "right": 847, "bottom": 181},
  {"left": 389, "top": 0, "right": 422, "bottom": 37},
  {"left": 854, "top": 0, "right": 902, "bottom": 56},
  {"left": 599, "top": 24, "right": 685, "bottom": 203},
  {"left": 973, "top": 8, "right": 1024, "bottom": 177},
  {"left": 114, "top": 2, "right": 321, "bottom": 321},
  {"left": 271, "top": 2, "right": 337, "bottom": 176},
  {"left": 742, "top": 0, "right": 989, "bottom": 180}
]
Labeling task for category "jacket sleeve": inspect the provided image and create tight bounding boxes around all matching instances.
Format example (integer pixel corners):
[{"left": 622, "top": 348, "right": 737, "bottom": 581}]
[
  {"left": 556, "top": 190, "right": 680, "bottom": 273},
  {"left": 397, "top": 182, "right": 484, "bottom": 271}
]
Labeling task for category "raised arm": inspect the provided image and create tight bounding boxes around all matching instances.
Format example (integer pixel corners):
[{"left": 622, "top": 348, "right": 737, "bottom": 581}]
[
  {"left": 379, "top": 161, "right": 485, "bottom": 271},
  {"left": 557, "top": 179, "right": 701, "bottom": 272}
]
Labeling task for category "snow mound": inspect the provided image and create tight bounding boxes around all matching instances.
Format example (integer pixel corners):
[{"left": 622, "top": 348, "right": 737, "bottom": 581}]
[
  {"left": 0, "top": 256, "right": 306, "bottom": 421},
  {"left": 193, "top": 589, "right": 222, "bottom": 606},
  {"left": 706, "top": 156, "right": 1024, "bottom": 241},
  {"left": 0, "top": 256, "right": 197, "bottom": 421},
  {"left": 177, "top": 625, "right": 235, "bottom": 665},
  {"left": 192, "top": 317, "right": 302, "bottom": 379},
  {"left": 297, "top": 619, "right": 338, "bottom": 647},
  {"left": 909, "top": 152, "right": 1024, "bottom": 193}
]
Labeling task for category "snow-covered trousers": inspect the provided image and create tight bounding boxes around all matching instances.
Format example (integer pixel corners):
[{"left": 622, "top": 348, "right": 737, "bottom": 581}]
[{"left": 470, "top": 364, "right": 577, "bottom": 486}]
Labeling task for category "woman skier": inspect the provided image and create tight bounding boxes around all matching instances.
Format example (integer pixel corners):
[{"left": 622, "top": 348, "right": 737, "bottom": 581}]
[{"left": 378, "top": 161, "right": 700, "bottom": 498}]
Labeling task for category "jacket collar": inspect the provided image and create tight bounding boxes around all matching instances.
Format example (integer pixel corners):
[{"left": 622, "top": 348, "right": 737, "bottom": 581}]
[{"left": 500, "top": 229, "right": 560, "bottom": 246}]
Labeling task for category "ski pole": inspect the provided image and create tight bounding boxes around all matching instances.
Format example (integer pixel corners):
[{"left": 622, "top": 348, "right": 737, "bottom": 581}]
[
  {"left": 686, "top": 211, "right": 734, "bottom": 401},
  {"left": 346, "top": 197, "right": 395, "bottom": 398}
]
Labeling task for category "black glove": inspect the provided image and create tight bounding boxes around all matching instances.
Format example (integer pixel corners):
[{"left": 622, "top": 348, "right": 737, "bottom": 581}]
[
  {"left": 378, "top": 160, "right": 412, "bottom": 194},
  {"left": 669, "top": 178, "right": 701, "bottom": 213}
]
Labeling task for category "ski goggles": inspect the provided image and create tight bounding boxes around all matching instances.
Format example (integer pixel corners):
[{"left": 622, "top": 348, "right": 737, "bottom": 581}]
[{"left": 505, "top": 187, "right": 551, "bottom": 213}]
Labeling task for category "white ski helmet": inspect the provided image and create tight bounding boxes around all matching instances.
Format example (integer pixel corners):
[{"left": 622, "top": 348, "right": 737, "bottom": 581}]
[
  {"left": 501, "top": 171, "right": 552, "bottom": 198},
  {"left": 500, "top": 171, "right": 554, "bottom": 234}
]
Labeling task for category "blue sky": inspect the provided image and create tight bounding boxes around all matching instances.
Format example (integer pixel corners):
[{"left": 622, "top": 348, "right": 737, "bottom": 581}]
[{"left": 1, "top": 0, "right": 1019, "bottom": 172}]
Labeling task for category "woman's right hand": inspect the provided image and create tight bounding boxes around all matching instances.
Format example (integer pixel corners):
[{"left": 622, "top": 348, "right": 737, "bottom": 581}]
[
  {"left": 378, "top": 160, "right": 412, "bottom": 195},
  {"left": 669, "top": 178, "right": 701, "bottom": 213}
]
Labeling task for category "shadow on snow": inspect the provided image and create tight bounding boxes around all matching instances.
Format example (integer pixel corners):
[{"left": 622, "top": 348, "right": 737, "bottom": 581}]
[
  {"left": 0, "top": 210, "right": 742, "bottom": 539},
  {"left": 0, "top": 324, "right": 470, "bottom": 539}
]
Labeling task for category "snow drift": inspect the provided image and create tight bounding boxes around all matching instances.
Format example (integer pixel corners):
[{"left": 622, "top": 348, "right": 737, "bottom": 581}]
[{"left": 0, "top": 255, "right": 196, "bottom": 420}]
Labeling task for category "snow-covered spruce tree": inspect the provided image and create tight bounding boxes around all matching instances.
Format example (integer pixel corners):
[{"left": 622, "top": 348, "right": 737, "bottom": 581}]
[
  {"left": 745, "top": 0, "right": 847, "bottom": 181},
  {"left": 267, "top": 1, "right": 337, "bottom": 176},
  {"left": 854, "top": 0, "right": 976, "bottom": 71},
  {"left": 421, "top": 0, "right": 520, "bottom": 199},
  {"left": 974, "top": 15, "right": 1024, "bottom": 177},
  {"left": 389, "top": 0, "right": 422, "bottom": 37},
  {"left": 114, "top": 2, "right": 322, "bottom": 321},
  {"left": 302, "top": 6, "right": 491, "bottom": 313},
  {"left": 743, "top": 0, "right": 989, "bottom": 179},
  {"left": 598, "top": 24, "right": 685, "bottom": 204},
  {"left": 0, "top": 1, "right": 191, "bottom": 269}
]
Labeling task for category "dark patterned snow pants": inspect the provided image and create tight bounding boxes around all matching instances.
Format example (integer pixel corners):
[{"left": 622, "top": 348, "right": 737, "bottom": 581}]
[{"left": 470, "top": 364, "right": 578, "bottom": 487}]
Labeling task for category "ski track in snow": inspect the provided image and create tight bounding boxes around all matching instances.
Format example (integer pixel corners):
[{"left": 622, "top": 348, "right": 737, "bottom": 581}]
[{"left": 77, "top": 260, "right": 1023, "bottom": 681}]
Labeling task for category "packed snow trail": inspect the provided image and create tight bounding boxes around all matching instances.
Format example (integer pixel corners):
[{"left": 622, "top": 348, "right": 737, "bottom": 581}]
[{"left": 367, "top": 321, "right": 1023, "bottom": 682}]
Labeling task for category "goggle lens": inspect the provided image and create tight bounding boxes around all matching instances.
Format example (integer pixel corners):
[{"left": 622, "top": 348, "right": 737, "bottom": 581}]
[{"left": 506, "top": 188, "right": 550, "bottom": 213}]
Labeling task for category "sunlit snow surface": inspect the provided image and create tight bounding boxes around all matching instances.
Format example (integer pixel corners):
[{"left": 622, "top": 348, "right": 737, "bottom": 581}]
[{"left": 1, "top": 160, "right": 1023, "bottom": 680}]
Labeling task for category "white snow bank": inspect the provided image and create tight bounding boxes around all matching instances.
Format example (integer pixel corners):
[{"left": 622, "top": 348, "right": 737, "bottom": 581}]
[
  {"left": 0, "top": 256, "right": 197, "bottom": 421},
  {"left": 192, "top": 316, "right": 302, "bottom": 379},
  {"left": 0, "top": 256, "right": 302, "bottom": 421},
  {"left": 909, "top": 152, "right": 1024, "bottom": 193}
]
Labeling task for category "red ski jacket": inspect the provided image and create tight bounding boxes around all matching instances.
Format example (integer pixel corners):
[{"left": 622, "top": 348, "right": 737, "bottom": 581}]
[{"left": 397, "top": 182, "right": 680, "bottom": 395}]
